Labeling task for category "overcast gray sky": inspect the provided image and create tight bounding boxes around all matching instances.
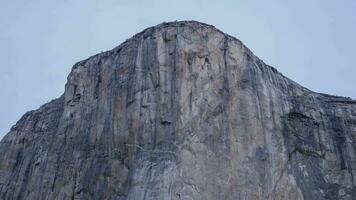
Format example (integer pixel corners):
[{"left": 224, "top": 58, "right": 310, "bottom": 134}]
[{"left": 0, "top": 0, "right": 355, "bottom": 139}]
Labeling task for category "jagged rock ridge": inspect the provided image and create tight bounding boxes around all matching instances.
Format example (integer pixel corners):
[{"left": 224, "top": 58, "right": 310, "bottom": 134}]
[{"left": 0, "top": 21, "right": 355, "bottom": 200}]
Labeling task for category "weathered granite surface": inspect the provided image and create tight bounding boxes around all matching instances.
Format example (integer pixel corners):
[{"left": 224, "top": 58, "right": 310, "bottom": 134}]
[{"left": 0, "top": 21, "right": 355, "bottom": 200}]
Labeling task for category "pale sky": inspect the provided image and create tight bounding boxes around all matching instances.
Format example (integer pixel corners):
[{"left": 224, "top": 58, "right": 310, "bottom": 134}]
[{"left": 0, "top": 0, "right": 355, "bottom": 139}]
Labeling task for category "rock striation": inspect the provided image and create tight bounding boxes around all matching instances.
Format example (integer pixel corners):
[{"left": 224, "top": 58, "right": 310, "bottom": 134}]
[{"left": 0, "top": 21, "right": 355, "bottom": 200}]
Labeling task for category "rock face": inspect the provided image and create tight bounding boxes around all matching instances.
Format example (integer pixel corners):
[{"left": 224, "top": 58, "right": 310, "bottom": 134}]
[{"left": 0, "top": 21, "right": 355, "bottom": 200}]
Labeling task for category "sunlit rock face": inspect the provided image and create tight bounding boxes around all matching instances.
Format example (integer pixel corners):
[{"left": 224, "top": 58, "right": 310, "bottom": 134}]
[{"left": 0, "top": 21, "right": 355, "bottom": 200}]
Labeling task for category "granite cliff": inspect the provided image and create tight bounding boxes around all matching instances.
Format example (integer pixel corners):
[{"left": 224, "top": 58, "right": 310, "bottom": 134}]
[{"left": 0, "top": 21, "right": 355, "bottom": 200}]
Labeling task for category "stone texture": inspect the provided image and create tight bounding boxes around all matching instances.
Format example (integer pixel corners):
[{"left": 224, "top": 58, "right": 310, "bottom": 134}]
[{"left": 0, "top": 21, "right": 355, "bottom": 200}]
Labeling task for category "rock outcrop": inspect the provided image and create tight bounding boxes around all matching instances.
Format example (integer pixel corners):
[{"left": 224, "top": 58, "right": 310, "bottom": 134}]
[{"left": 0, "top": 21, "right": 355, "bottom": 200}]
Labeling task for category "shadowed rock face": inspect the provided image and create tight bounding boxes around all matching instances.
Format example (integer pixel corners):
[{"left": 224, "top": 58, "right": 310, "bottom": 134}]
[{"left": 0, "top": 21, "right": 355, "bottom": 200}]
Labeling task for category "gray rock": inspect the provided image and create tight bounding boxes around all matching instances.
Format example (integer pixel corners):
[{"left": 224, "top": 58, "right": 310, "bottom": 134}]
[{"left": 0, "top": 21, "right": 355, "bottom": 200}]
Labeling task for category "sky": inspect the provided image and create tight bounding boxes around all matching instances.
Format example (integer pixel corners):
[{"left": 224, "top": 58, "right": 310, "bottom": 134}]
[{"left": 0, "top": 0, "right": 355, "bottom": 139}]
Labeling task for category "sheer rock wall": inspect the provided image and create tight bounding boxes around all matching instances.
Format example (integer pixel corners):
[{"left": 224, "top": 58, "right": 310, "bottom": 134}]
[{"left": 0, "top": 21, "right": 355, "bottom": 200}]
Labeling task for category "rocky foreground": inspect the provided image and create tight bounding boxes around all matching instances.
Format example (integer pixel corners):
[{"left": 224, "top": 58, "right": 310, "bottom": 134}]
[{"left": 0, "top": 21, "right": 355, "bottom": 200}]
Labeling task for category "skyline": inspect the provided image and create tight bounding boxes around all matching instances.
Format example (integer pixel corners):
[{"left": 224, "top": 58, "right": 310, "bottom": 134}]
[{"left": 1, "top": 0, "right": 355, "bottom": 139}]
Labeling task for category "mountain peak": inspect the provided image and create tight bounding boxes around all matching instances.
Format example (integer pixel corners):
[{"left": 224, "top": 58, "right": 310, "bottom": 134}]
[{"left": 1, "top": 21, "right": 355, "bottom": 200}]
